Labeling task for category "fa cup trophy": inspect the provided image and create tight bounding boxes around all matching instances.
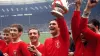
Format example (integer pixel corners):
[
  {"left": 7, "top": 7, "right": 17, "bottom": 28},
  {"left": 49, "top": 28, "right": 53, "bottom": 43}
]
[{"left": 51, "top": 0, "right": 69, "bottom": 17}]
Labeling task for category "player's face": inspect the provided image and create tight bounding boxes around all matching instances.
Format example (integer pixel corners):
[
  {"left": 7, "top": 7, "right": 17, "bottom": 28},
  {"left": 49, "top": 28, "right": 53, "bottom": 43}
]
[
  {"left": 10, "top": 27, "right": 20, "bottom": 40},
  {"left": 49, "top": 20, "right": 59, "bottom": 35},
  {"left": 28, "top": 29, "right": 39, "bottom": 42},
  {"left": 3, "top": 32, "right": 12, "bottom": 43},
  {"left": 80, "top": 33, "right": 86, "bottom": 43}
]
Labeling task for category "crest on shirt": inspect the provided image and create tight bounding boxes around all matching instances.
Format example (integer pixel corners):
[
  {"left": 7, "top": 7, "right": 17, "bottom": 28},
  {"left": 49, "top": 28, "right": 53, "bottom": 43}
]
[
  {"left": 55, "top": 40, "right": 60, "bottom": 48},
  {"left": 13, "top": 50, "right": 17, "bottom": 56}
]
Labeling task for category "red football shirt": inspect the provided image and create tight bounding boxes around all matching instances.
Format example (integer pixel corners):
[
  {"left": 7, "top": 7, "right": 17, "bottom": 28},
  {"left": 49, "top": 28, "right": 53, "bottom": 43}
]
[
  {"left": 71, "top": 11, "right": 85, "bottom": 56},
  {"left": 28, "top": 42, "right": 44, "bottom": 56},
  {"left": 80, "top": 17, "right": 99, "bottom": 56},
  {"left": 4, "top": 41, "right": 31, "bottom": 56},
  {"left": 43, "top": 17, "right": 69, "bottom": 56},
  {"left": 72, "top": 11, "right": 97, "bottom": 56}
]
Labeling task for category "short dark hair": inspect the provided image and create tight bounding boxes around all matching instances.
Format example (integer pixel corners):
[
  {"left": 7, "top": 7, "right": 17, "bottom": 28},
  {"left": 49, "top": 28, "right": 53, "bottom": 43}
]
[
  {"left": 49, "top": 19, "right": 56, "bottom": 23},
  {"left": 88, "top": 24, "right": 96, "bottom": 32},
  {"left": 28, "top": 27, "right": 40, "bottom": 36},
  {"left": 10, "top": 24, "right": 23, "bottom": 32},
  {"left": 88, "top": 19, "right": 100, "bottom": 29}
]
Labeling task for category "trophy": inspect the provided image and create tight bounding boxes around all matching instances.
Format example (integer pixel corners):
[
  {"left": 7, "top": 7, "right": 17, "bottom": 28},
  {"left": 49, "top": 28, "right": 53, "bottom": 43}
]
[{"left": 51, "top": 0, "right": 69, "bottom": 17}]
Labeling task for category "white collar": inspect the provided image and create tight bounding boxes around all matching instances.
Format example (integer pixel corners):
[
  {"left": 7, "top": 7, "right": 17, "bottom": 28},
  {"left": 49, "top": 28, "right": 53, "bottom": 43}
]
[
  {"left": 12, "top": 38, "right": 22, "bottom": 43},
  {"left": 29, "top": 42, "right": 40, "bottom": 47}
]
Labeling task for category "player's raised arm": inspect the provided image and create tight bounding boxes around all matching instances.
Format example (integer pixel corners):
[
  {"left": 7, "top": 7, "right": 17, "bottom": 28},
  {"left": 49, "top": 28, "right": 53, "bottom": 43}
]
[
  {"left": 43, "top": 0, "right": 70, "bottom": 56},
  {"left": 71, "top": 0, "right": 82, "bottom": 42}
]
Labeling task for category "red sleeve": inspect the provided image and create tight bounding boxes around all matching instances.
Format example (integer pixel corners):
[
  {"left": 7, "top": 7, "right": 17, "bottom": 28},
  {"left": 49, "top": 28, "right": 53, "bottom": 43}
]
[
  {"left": 71, "top": 11, "right": 81, "bottom": 43},
  {"left": 80, "top": 18, "right": 100, "bottom": 40},
  {"left": 19, "top": 42, "right": 31, "bottom": 56},
  {"left": 80, "top": 17, "right": 88, "bottom": 31},
  {"left": 3, "top": 46, "right": 8, "bottom": 53},
  {"left": 0, "top": 40, "right": 6, "bottom": 52},
  {"left": 56, "top": 17, "right": 69, "bottom": 42},
  {"left": 56, "top": 17, "right": 70, "bottom": 56},
  {"left": 82, "top": 27, "right": 100, "bottom": 40}
]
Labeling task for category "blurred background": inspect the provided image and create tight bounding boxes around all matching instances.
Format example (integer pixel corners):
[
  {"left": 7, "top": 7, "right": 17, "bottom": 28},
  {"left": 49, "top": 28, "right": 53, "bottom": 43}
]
[{"left": 0, "top": 0, "right": 100, "bottom": 43}]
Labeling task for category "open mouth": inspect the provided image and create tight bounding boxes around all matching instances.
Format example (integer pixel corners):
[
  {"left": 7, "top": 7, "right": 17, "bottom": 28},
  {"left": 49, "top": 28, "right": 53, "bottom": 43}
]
[
  {"left": 30, "top": 37, "right": 37, "bottom": 42},
  {"left": 49, "top": 27, "right": 55, "bottom": 30},
  {"left": 4, "top": 37, "right": 7, "bottom": 40},
  {"left": 4, "top": 38, "right": 9, "bottom": 41},
  {"left": 30, "top": 36, "right": 37, "bottom": 39}
]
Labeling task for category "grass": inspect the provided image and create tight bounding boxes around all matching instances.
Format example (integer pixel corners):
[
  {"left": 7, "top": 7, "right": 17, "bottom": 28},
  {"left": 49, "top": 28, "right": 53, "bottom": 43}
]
[{"left": 21, "top": 32, "right": 51, "bottom": 44}]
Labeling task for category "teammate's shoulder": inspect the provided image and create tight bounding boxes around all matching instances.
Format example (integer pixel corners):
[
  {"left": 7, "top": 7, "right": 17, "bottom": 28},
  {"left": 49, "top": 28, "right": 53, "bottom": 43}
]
[
  {"left": 44, "top": 37, "right": 53, "bottom": 44},
  {"left": 19, "top": 41, "right": 27, "bottom": 45},
  {"left": 45, "top": 37, "right": 53, "bottom": 41}
]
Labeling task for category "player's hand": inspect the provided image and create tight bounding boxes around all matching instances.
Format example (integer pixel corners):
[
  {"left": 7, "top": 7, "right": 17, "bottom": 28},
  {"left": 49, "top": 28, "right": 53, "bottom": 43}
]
[
  {"left": 68, "top": 52, "right": 74, "bottom": 56},
  {"left": 27, "top": 45, "right": 36, "bottom": 53},
  {"left": 87, "top": 0, "right": 99, "bottom": 8},
  {"left": 75, "top": 0, "right": 82, "bottom": 11},
  {"left": 28, "top": 45, "right": 42, "bottom": 56},
  {"left": 84, "top": 0, "right": 99, "bottom": 12},
  {"left": 3, "top": 53, "right": 9, "bottom": 56}
]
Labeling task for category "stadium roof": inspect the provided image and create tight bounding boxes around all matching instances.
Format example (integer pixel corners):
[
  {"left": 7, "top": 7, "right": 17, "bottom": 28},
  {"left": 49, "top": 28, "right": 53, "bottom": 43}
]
[{"left": 0, "top": 0, "right": 53, "bottom": 5}]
